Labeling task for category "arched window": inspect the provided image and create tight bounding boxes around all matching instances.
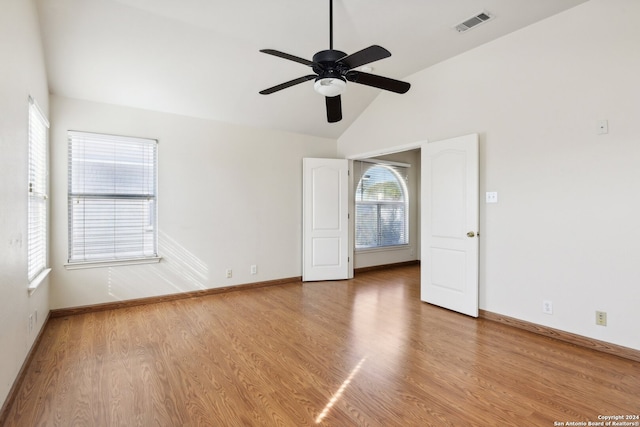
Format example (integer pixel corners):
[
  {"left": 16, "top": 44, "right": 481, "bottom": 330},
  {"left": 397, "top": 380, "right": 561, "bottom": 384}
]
[{"left": 355, "top": 162, "right": 409, "bottom": 249}]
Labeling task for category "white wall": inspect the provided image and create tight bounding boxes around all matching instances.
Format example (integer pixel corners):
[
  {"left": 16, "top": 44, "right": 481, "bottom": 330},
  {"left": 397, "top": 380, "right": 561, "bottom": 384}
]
[
  {"left": 0, "top": 0, "right": 50, "bottom": 410},
  {"left": 338, "top": 0, "right": 640, "bottom": 351},
  {"left": 49, "top": 95, "right": 337, "bottom": 309}
]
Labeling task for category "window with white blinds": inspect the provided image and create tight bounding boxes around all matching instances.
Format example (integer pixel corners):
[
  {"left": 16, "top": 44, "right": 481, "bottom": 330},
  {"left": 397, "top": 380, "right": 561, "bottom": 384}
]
[
  {"left": 68, "top": 131, "right": 158, "bottom": 263},
  {"left": 28, "top": 97, "right": 49, "bottom": 282},
  {"left": 355, "top": 161, "right": 409, "bottom": 250}
]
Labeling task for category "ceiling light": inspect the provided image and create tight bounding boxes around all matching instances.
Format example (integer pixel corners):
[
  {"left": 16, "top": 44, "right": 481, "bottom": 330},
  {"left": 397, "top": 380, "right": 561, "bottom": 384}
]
[{"left": 314, "top": 77, "right": 346, "bottom": 97}]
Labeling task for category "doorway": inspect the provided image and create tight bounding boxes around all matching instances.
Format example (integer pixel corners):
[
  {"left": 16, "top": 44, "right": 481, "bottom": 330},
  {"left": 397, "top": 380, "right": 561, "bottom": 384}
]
[
  {"left": 347, "top": 134, "right": 480, "bottom": 317},
  {"left": 351, "top": 149, "right": 421, "bottom": 271}
]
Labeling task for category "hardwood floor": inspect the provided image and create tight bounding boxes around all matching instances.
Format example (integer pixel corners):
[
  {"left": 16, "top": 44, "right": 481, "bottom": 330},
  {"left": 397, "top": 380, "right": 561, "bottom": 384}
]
[{"left": 3, "top": 265, "right": 639, "bottom": 426}]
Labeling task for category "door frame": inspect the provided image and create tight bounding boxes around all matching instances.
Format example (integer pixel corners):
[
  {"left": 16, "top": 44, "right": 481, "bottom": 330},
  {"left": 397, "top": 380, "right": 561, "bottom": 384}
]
[
  {"left": 344, "top": 136, "right": 480, "bottom": 316},
  {"left": 345, "top": 140, "right": 425, "bottom": 271},
  {"left": 345, "top": 141, "right": 425, "bottom": 162}
]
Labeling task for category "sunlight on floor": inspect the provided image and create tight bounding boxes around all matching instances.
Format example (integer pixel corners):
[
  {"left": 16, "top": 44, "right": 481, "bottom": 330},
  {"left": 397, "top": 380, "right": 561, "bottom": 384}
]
[{"left": 315, "top": 356, "right": 368, "bottom": 424}]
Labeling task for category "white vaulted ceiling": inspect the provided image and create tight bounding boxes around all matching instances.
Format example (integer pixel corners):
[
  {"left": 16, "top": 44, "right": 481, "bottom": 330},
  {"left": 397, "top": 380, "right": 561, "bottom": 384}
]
[{"left": 36, "top": 0, "right": 588, "bottom": 139}]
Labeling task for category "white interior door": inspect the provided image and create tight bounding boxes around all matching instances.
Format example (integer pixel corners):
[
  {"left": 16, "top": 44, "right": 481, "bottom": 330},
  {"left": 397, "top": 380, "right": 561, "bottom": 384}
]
[
  {"left": 421, "top": 134, "right": 479, "bottom": 317},
  {"left": 303, "top": 158, "right": 350, "bottom": 281}
]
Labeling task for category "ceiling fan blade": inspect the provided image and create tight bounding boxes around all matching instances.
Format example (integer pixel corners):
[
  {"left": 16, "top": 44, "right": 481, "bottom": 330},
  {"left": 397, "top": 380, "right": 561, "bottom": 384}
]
[
  {"left": 325, "top": 95, "right": 342, "bottom": 123},
  {"left": 259, "top": 75, "right": 317, "bottom": 95},
  {"left": 337, "top": 45, "right": 391, "bottom": 70},
  {"left": 345, "top": 71, "right": 410, "bottom": 94},
  {"left": 260, "top": 49, "right": 315, "bottom": 67}
]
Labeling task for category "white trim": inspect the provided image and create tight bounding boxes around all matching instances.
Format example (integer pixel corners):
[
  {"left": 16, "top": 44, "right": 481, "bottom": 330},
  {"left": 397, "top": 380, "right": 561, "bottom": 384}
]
[
  {"left": 356, "top": 244, "right": 410, "bottom": 254},
  {"left": 357, "top": 158, "right": 411, "bottom": 168},
  {"left": 65, "top": 256, "right": 162, "bottom": 270},
  {"left": 28, "top": 268, "right": 51, "bottom": 295},
  {"left": 344, "top": 140, "right": 426, "bottom": 161},
  {"left": 68, "top": 129, "right": 157, "bottom": 145}
]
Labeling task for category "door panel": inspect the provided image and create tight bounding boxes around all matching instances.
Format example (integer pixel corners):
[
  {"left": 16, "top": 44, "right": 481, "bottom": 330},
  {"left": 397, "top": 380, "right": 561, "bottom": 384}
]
[
  {"left": 303, "top": 158, "right": 350, "bottom": 281},
  {"left": 421, "top": 134, "right": 479, "bottom": 317}
]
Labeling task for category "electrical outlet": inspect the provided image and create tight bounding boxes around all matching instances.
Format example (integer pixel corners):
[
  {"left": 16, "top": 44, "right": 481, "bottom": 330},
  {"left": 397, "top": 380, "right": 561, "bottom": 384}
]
[
  {"left": 250, "top": 265, "right": 257, "bottom": 275},
  {"left": 543, "top": 300, "right": 553, "bottom": 315},
  {"left": 226, "top": 269, "right": 232, "bottom": 279},
  {"left": 596, "top": 311, "right": 607, "bottom": 326}
]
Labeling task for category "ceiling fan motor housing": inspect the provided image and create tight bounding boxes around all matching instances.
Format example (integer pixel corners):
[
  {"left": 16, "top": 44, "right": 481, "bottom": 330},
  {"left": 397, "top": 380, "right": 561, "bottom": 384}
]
[{"left": 312, "top": 49, "right": 349, "bottom": 79}]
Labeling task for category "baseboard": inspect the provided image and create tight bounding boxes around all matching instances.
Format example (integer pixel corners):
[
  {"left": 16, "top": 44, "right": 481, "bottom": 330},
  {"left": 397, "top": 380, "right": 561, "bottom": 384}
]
[
  {"left": 355, "top": 260, "right": 420, "bottom": 274},
  {"left": 50, "top": 261, "right": 421, "bottom": 318},
  {"left": 0, "top": 311, "right": 51, "bottom": 425},
  {"left": 51, "top": 262, "right": 423, "bottom": 318},
  {"left": 51, "top": 276, "right": 302, "bottom": 318},
  {"left": 479, "top": 309, "right": 640, "bottom": 363}
]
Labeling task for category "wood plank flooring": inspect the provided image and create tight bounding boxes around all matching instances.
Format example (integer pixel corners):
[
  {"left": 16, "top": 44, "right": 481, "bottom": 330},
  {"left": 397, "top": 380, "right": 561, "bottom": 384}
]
[{"left": 3, "top": 265, "right": 639, "bottom": 426}]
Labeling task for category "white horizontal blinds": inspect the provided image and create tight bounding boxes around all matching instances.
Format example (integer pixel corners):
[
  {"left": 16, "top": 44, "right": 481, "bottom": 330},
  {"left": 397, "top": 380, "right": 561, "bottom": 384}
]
[
  {"left": 28, "top": 97, "right": 50, "bottom": 281},
  {"left": 68, "top": 131, "right": 158, "bottom": 262},
  {"left": 355, "top": 161, "right": 409, "bottom": 249}
]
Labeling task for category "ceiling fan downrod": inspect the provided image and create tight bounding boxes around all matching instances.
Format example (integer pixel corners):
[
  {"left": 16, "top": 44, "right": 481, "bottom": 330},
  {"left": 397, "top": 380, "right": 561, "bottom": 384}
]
[{"left": 329, "top": 0, "right": 333, "bottom": 50}]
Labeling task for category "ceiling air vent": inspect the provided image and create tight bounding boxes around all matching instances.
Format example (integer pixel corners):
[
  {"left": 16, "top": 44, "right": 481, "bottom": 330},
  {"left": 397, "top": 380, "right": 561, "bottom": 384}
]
[{"left": 455, "top": 11, "right": 494, "bottom": 33}]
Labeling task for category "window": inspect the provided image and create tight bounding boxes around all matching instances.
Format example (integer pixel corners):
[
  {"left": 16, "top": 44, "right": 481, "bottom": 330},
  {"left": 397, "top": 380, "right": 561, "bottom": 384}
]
[
  {"left": 68, "top": 131, "right": 158, "bottom": 264},
  {"left": 28, "top": 97, "right": 49, "bottom": 283},
  {"left": 355, "top": 161, "right": 409, "bottom": 249}
]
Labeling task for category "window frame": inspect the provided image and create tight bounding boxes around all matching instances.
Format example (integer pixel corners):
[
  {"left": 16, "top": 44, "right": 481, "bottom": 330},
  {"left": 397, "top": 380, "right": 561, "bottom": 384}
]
[
  {"left": 27, "top": 96, "right": 51, "bottom": 291},
  {"left": 354, "top": 161, "right": 410, "bottom": 251},
  {"left": 66, "top": 131, "right": 160, "bottom": 269}
]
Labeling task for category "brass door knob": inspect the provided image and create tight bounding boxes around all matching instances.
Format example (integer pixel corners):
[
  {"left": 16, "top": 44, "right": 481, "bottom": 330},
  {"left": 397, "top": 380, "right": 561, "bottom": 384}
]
[{"left": 467, "top": 231, "right": 476, "bottom": 238}]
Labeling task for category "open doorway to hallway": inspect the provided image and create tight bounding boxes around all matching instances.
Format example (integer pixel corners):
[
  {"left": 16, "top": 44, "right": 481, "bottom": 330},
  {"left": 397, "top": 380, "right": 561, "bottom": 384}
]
[{"left": 351, "top": 148, "right": 421, "bottom": 271}]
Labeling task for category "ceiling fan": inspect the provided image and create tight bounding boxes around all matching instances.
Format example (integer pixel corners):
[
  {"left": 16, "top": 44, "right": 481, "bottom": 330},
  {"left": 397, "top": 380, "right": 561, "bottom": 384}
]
[{"left": 258, "top": 0, "right": 410, "bottom": 123}]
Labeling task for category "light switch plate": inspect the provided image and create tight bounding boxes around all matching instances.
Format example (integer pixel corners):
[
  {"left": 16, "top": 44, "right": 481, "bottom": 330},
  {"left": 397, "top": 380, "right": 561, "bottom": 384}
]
[{"left": 597, "top": 120, "right": 609, "bottom": 135}]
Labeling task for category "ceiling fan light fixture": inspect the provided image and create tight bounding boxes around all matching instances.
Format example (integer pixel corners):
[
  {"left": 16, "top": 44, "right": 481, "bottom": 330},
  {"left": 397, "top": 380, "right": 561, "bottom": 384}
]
[{"left": 314, "top": 77, "right": 346, "bottom": 97}]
